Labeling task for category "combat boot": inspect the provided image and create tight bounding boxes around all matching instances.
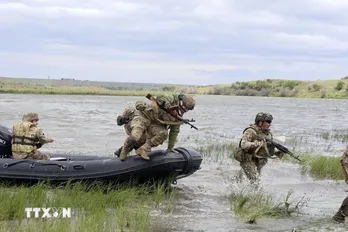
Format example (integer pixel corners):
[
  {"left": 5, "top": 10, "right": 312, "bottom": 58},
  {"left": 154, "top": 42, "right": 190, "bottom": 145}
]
[
  {"left": 119, "top": 148, "right": 128, "bottom": 161},
  {"left": 135, "top": 145, "right": 151, "bottom": 161},
  {"left": 114, "top": 147, "right": 123, "bottom": 157},
  {"left": 333, "top": 196, "right": 348, "bottom": 223},
  {"left": 119, "top": 137, "right": 136, "bottom": 161},
  {"left": 332, "top": 210, "right": 345, "bottom": 223}
]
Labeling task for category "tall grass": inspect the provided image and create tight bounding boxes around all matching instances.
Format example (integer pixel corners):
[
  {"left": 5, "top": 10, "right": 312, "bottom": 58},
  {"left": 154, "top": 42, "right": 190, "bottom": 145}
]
[
  {"left": 0, "top": 180, "right": 177, "bottom": 231},
  {"left": 195, "top": 141, "right": 238, "bottom": 163},
  {"left": 284, "top": 153, "right": 345, "bottom": 180},
  {"left": 228, "top": 187, "right": 304, "bottom": 223},
  {"left": 319, "top": 129, "right": 348, "bottom": 143}
]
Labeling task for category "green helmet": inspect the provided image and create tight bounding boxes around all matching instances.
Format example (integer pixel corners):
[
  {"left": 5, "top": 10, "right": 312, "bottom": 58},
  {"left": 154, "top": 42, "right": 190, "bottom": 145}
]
[
  {"left": 22, "top": 112, "right": 39, "bottom": 122},
  {"left": 178, "top": 94, "right": 195, "bottom": 112},
  {"left": 255, "top": 112, "right": 273, "bottom": 124}
]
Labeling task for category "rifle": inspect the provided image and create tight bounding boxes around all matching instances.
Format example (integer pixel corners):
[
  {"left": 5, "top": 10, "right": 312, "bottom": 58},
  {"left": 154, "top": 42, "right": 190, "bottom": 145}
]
[
  {"left": 257, "top": 135, "right": 301, "bottom": 162},
  {"left": 146, "top": 93, "right": 198, "bottom": 130}
]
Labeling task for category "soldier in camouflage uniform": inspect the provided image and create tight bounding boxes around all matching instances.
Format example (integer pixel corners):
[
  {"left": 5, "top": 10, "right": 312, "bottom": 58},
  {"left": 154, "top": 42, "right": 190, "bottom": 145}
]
[
  {"left": 332, "top": 146, "right": 348, "bottom": 223},
  {"left": 114, "top": 106, "right": 146, "bottom": 157},
  {"left": 117, "top": 93, "right": 195, "bottom": 161},
  {"left": 11, "top": 112, "right": 54, "bottom": 160},
  {"left": 234, "top": 112, "right": 283, "bottom": 184}
]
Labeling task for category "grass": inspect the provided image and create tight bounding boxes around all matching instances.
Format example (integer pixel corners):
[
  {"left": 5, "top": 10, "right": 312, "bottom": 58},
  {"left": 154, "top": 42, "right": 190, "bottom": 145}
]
[
  {"left": 319, "top": 129, "right": 348, "bottom": 143},
  {"left": 196, "top": 141, "right": 238, "bottom": 163},
  {"left": 283, "top": 152, "right": 345, "bottom": 180},
  {"left": 0, "top": 180, "right": 177, "bottom": 231},
  {"left": 2, "top": 77, "right": 348, "bottom": 98},
  {"left": 228, "top": 187, "right": 304, "bottom": 223},
  {"left": 0, "top": 81, "right": 171, "bottom": 96},
  {"left": 195, "top": 78, "right": 348, "bottom": 99}
]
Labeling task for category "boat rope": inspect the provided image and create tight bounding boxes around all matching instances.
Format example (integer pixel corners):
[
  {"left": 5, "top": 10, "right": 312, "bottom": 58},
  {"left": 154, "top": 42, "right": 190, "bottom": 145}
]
[{"left": 3, "top": 160, "right": 67, "bottom": 171}]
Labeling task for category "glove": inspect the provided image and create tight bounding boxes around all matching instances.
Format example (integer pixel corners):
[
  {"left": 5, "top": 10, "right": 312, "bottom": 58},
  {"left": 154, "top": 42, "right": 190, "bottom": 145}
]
[
  {"left": 117, "top": 116, "right": 129, "bottom": 126},
  {"left": 253, "top": 140, "right": 264, "bottom": 148},
  {"left": 274, "top": 151, "right": 284, "bottom": 159}
]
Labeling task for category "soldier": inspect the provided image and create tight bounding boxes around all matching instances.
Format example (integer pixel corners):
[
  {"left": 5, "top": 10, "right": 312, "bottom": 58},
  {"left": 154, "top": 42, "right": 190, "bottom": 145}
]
[
  {"left": 117, "top": 93, "right": 195, "bottom": 161},
  {"left": 11, "top": 112, "right": 54, "bottom": 160},
  {"left": 114, "top": 106, "right": 146, "bottom": 157},
  {"left": 332, "top": 146, "right": 348, "bottom": 223},
  {"left": 234, "top": 112, "right": 283, "bottom": 184}
]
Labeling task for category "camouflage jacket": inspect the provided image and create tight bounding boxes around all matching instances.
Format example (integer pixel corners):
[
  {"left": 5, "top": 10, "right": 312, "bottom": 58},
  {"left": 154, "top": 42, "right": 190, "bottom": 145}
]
[
  {"left": 12, "top": 121, "right": 51, "bottom": 154},
  {"left": 240, "top": 124, "right": 274, "bottom": 158},
  {"left": 155, "top": 94, "right": 182, "bottom": 146}
]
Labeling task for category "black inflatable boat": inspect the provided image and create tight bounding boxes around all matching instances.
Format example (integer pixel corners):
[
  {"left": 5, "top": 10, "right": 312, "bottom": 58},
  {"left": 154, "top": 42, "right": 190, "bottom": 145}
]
[{"left": 0, "top": 124, "right": 202, "bottom": 185}]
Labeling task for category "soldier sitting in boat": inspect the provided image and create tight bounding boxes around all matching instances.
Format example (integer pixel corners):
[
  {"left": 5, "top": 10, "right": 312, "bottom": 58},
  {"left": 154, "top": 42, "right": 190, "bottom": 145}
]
[
  {"left": 11, "top": 112, "right": 54, "bottom": 160},
  {"left": 115, "top": 93, "right": 195, "bottom": 161}
]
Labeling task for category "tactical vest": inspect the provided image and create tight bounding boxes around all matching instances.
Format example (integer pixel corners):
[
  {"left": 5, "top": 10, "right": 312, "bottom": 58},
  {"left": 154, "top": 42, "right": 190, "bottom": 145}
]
[
  {"left": 234, "top": 125, "right": 273, "bottom": 161},
  {"left": 12, "top": 121, "right": 37, "bottom": 153}
]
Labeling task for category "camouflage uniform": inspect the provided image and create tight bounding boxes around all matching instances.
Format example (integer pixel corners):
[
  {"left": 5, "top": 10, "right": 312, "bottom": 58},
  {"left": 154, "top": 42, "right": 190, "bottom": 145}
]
[
  {"left": 114, "top": 106, "right": 146, "bottom": 157},
  {"left": 118, "top": 93, "right": 195, "bottom": 161},
  {"left": 332, "top": 146, "right": 348, "bottom": 223},
  {"left": 234, "top": 113, "right": 282, "bottom": 184},
  {"left": 11, "top": 112, "right": 52, "bottom": 160}
]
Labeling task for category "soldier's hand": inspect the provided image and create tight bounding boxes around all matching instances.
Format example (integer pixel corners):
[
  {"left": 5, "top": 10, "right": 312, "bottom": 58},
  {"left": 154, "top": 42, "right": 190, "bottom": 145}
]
[
  {"left": 254, "top": 140, "right": 264, "bottom": 147},
  {"left": 274, "top": 151, "right": 284, "bottom": 159},
  {"left": 49, "top": 138, "right": 54, "bottom": 143},
  {"left": 117, "top": 116, "right": 129, "bottom": 126}
]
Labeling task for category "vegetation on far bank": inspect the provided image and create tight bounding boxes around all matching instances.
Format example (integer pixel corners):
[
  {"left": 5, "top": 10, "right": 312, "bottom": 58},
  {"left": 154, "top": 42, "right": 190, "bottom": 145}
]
[
  {"left": 2, "top": 76, "right": 348, "bottom": 98},
  {"left": 196, "top": 77, "right": 348, "bottom": 99}
]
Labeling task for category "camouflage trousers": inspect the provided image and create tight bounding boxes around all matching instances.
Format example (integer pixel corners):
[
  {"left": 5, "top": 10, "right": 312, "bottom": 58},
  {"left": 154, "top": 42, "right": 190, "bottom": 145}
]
[
  {"left": 13, "top": 150, "right": 50, "bottom": 160},
  {"left": 120, "top": 113, "right": 168, "bottom": 159},
  {"left": 333, "top": 196, "right": 348, "bottom": 223},
  {"left": 239, "top": 156, "right": 268, "bottom": 184}
]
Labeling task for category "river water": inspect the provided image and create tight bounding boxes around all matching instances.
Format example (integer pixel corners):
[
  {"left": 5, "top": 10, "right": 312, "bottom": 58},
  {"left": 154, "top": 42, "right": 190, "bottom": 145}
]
[{"left": 1, "top": 94, "right": 347, "bottom": 231}]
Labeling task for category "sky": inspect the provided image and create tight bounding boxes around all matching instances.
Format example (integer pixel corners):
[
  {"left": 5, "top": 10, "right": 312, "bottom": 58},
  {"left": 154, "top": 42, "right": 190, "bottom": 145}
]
[{"left": 0, "top": 0, "right": 348, "bottom": 85}]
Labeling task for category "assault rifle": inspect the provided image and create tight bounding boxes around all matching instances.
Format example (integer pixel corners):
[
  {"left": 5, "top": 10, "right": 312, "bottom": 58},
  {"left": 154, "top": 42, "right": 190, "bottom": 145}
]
[
  {"left": 146, "top": 93, "right": 198, "bottom": 130},
  {"left": 257, "top": 135, "right": 301, "bottom": 162}
]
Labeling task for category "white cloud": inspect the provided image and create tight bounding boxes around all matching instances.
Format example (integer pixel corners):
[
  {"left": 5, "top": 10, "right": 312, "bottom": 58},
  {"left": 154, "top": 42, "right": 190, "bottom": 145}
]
[{"left": 0, "top": 0, "right": 348, "bottom": 84}]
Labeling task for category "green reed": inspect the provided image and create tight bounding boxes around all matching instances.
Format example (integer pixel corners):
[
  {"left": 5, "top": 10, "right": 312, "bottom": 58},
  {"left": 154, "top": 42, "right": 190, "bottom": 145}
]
[{"left": 228, "top": 188, "right": 304, "bottom": 223}]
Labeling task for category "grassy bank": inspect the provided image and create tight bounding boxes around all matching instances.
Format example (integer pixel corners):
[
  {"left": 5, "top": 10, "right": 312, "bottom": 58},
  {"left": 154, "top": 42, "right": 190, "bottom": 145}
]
[
  {"left": 2, "top": 77, "right": 348, "bottom": 98},
  {"left": 196, "top": 78, "right": 348, "bottom": 99},
  {"left": 0, "top": 181, "right": 177, "bottom": 232},
  {"left": 0, "top": 81, "right": 169, "bottom": 96}
]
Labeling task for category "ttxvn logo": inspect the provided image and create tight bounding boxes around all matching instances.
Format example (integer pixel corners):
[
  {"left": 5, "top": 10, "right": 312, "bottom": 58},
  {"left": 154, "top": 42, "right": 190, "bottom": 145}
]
[{"left": 25, "top": 207, "right": 72, "bottom": 218}]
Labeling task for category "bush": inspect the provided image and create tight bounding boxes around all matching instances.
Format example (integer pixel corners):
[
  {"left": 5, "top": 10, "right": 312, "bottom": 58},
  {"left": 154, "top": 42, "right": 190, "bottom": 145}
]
[
  {"left": 335, "top": 81, "right": 345, "bottom": 91},
  {"left": 312, "top": 84, "right": 321, "bottom": 92}
]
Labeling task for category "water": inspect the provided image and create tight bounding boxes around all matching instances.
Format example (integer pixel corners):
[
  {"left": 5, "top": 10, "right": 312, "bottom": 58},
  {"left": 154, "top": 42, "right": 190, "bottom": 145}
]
[{"left": 1, "top": 94, "right": 347, "bottom": 231}]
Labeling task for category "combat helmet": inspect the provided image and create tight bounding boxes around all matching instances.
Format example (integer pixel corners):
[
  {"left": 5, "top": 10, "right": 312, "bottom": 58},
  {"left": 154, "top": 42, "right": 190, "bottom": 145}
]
[
  {"left": 178, "top": 93, "right": 195, "bottom": 113},
  {"left": 22, "top": 112, "right": 39, "bottom": 122},
  {"left": 255, "top": 112, "right": 273, "bottom": 124}
]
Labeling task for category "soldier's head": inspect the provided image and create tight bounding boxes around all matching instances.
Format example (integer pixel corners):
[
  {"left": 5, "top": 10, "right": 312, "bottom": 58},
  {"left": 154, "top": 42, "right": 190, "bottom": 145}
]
[
  {"left": 255, "top": 112, "right": 273, "bottom": 129},
  {"left": 178, "top": 93, "right": 195, "bottom": 114},
  {"left": 22, "top": 112, "right": 39, "bottom": 125}
]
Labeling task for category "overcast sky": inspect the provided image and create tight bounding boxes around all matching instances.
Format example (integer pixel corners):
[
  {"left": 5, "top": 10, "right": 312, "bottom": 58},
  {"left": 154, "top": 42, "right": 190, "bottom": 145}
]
[{"left": 1, "top": 0, "right": 348, "bottom": 85}]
